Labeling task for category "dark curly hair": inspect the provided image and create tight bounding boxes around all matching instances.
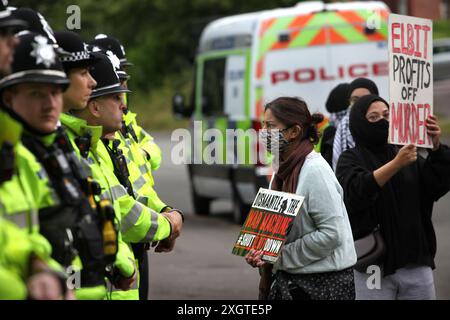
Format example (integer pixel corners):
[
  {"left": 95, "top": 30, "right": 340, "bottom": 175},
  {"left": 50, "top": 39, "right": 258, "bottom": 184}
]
[{"left": 264, "top": 97, "right": 324, "bottom": 144}]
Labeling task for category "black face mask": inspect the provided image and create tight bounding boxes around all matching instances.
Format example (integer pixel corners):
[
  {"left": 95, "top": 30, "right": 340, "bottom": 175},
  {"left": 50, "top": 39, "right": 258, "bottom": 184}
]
[
  {"left": 366, "top": 118, "right": 389, "bottom": 146},
  {"left": 350, "top": 94, "right": 391, "bottom": 150}
]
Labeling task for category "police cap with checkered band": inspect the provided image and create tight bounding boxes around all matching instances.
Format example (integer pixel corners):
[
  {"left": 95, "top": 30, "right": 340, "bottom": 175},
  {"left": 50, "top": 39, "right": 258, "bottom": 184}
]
[{"left": 54, "top": 31, "right": 100, "bottom": 71}]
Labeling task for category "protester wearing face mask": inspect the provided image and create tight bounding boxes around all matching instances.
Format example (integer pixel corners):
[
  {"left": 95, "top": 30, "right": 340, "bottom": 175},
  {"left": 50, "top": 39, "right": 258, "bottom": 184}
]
[
  {"left": 245, "top": 97, "right": 357, "bottom": 300},
  {"left": 336, "top": 95, "right": 450, "bottom": 300}
]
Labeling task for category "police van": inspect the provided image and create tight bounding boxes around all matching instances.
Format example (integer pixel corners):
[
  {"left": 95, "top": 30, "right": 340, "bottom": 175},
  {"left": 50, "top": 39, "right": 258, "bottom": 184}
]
[{"left": 173, "top": 1, "right": 391, "bottom": 223}]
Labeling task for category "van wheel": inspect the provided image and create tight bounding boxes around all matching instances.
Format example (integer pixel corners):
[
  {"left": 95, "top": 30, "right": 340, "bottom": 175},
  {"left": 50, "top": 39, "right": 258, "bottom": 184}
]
[
  {"left": 188, "top": 165, "right": 211, "bottom": 216},
  {"left": 232, "top": 196, "right": 251, "bottom": 225},
  {"left": 192, "top": 189, "right": 212, "bottom": 216}
]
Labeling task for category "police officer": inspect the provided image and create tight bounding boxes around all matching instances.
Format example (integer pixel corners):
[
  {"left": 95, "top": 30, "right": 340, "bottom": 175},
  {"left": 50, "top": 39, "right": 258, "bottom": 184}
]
[
  {"left": 0, "top": 31, "right": 115, "bottom": 300},
  {"left": 1, "top": 107, "right": 71, "bottom": 300},
  {"left": 0, "top": 3, "right": 70, "bottom": 300},
  {"left": 90, "top": 34, "right": 181, "bottom": 300},
  {"left": 52, "top": 30, "right": 139, "bottom": 299},
  {"left": 61, "top": 51, "right": 183, "bottom": 299}
]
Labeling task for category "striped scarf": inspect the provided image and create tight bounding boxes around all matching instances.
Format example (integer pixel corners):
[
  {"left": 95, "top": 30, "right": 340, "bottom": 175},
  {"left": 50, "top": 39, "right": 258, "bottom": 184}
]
[
  {"left": 332, "top": 109, "right": 355, "bottom": 171},
  {"left": 329, "top": 109, "right": 348, "bottom": 127}
]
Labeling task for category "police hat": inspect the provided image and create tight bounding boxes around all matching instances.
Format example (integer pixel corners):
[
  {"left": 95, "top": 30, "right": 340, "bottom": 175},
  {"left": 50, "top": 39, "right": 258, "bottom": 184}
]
[
  {"left": 89, "top": 52, "right": 131, "bottom": 99},
  {"left": 0, "top": 1, "right": 27, "bottom": 32},
  {"left": 54, "top": 31, "right": 100, "bottom": 71},
  {"left": 90, "top": 34, "right": 133, "bottom": 67},
  {"left": 0, "top": 32, "right": 69, "bottom": 91},
  {"left": 12, "top": 8, "right": 57, "bottom": 46},
  {"left": 89, "top": 43, "right": 130, "bottom": 81}
]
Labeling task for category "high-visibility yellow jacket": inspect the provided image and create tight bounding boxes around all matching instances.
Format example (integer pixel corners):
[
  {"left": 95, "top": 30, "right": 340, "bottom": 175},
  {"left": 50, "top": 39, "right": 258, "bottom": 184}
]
[
  {"left": 94, "top": 137, "right": 171, "bottom": 245},
  {"left": 60, "top": 113, "right": 138, "bottom": 300},
  {"left": 0, "top": 218, "right": 36, "bottom": 300},
  {"left": 0, "top": 111, "right": 59, "bottom": 299},
  {"left": 60, "top": 113, "right": 172, "bottom": 299},
  {"left": 123, "top": 111, "right": 162, "bottom": 171},
  {"left": 115, "top": 120, "right": 167, "bottom": 213}
]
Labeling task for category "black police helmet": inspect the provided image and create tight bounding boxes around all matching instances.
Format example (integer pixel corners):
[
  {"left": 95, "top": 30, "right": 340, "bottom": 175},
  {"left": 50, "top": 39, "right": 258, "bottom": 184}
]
[
  {"left": 89, "top": 52, "right": 131, "bottom": 99},
  {"left": 90, "top": 34, "right": 133, "bottom": 67},
  {"left": 0, "top": 32, "right": 69, "bottom": 91},
  {"left": 89, "top": 43, "right": 130, "bottom": 81},
  {"left": 54, "top": 31, "right": 100, "bottom": 71},
  {"left": 0, "top": 1, "right": 27, "bottom": 33},
  {"left": 12, "top": 8, "right": 57, "bottom": 46}
]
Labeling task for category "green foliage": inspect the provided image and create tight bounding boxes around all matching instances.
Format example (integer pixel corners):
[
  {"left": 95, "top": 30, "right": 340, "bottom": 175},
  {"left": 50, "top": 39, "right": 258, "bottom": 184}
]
[
  {"left": 11, "top": 0, "right": 299, "bottom": 92},
  {"left": 12, "top": 1, "right": 450, "bottom": 131},
  {"left": 127, "top": 70, "right": 192, "bottom": 131},
  {"left": 10, "top": 0, "right": 300, "bottom": 130},
  {"left": 434, "top": 20, "right": 450, "bottom": 39},
  {"left": 440, "top": 118, "right": 450, "bottom": 137}
]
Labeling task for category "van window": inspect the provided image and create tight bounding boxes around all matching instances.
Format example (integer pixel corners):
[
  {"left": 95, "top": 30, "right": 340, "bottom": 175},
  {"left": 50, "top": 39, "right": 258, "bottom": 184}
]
[
  {"left": 202, "top": 58, "right": 226, "bottom": 116},
  {"left": 224, "top": 55, "right": 246, "bottom": 120}
]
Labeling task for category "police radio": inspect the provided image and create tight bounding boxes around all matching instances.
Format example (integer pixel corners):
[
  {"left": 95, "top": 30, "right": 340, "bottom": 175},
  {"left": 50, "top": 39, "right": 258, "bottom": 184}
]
[
  {"left": 97, "top": 199, "right": 118, "bottom": 264},
  {"left": 102, "top": 138, "right": 135, "bottom": 198},
  {"left": 56, "top": 128, "right": 100, "bottom": 209},
  {"left": 121, "top": 120, "right": 138, "bottom": 144},
  {"left": 74, "top": 132, "right": 92, "bottom": 160}
]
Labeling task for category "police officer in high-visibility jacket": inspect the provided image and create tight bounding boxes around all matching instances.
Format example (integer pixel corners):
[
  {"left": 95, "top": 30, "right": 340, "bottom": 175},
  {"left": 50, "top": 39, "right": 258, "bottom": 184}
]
[
  {"left": 0, "top": 3, "right": 71, "bottom": 300},
  {"left": 0, "top": 110, "right": 71, "bottom": 300},
  {"left": 59, "top": 50, "right": 183, "bottom": 300},
  {"left": 89, "top": 35, "right": 181, "bottom": 300},
  {"left": 0, "top": 31, "right": 123, "bottom": 300},
  {"left": 53, "top": 31, "right": 139, "bottom": 300}
]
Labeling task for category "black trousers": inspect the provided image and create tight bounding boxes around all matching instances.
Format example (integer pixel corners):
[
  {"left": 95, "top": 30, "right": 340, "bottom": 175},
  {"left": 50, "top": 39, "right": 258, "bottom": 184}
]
[
  {"left": 138, "top": 253, "right": 149, "bottom": 300},
  {"left": 132, "top": 243, "right": 149, "bottom": 300}
]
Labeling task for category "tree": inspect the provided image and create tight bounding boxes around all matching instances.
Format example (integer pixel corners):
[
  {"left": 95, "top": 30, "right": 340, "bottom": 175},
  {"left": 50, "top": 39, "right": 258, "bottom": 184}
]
[{"left": 11, "top": 0, "right": 299, "bottom": 91}]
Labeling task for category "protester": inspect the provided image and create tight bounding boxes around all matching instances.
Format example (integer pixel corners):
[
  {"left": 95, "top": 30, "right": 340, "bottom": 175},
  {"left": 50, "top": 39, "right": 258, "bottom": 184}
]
[
  {"left": 336, "top": 94, "right": 450, "bottom": 300},
  {"left": 332, "top": 78, "right": 379, "bottom": 171},
  {"left": 320, "top": 83, "right": 350, "bottom": 166},
  {"left": 245, "top": 97, "right": 357, "bottom": 300}
]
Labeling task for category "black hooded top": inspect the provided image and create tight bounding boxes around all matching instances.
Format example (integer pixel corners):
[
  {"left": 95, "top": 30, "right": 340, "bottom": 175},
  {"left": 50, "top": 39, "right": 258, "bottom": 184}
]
[
  {"left": 336, "top": 94, "right": 450, "bottom": 276},
  {"left": 325, "top": 83, "right": 351, "bottom": 113},
  {"left": 349, "top": 78, "right": 379, "bottom": 96}
]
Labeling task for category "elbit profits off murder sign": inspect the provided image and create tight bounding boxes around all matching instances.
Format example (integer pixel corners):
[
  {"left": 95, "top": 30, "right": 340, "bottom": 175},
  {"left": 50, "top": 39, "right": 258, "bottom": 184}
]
[
  {"left": 232, "top": 188, "right": 304, "bottom": 263},
  {"left": 388, "top": 14, "right": 433, "bottom": 148}
]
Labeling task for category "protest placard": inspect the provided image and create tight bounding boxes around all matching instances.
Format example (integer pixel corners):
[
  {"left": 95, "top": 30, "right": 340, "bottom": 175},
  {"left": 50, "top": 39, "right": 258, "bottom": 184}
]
[
  {"left": 232, "top": 188, "right": 304, "bottom": 263},
  {"left": 388, "top": 14, "right": 433, "bottom": 148}
]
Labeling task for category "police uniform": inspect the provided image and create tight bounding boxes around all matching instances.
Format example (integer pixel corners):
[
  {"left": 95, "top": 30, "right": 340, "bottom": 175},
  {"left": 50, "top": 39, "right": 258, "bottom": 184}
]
[
  {"left": 56, "top": 41, "right": 179, "bottom": 299},
  {"left": 53, "top": 30, "right": 142, "bottom": 300},
  {"left": 0, "top": 4, "right": 64, "bottom": 299},
  {"left": 0, "top": 31, "right": 117, "bottom": 300},
  {"left": 0, "top": 110, "right": 62, "bottom": 300},
  {"left": 90, "top": 34, "right": 183, "bottom": 300}
]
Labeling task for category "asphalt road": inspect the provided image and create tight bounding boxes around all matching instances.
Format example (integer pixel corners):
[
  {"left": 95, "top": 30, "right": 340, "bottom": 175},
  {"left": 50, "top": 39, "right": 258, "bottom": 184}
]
[
  {"left": 146, "top": 79, "right": 450, "bottom": 300},
  {"left": 147, "top": 135, "right": 261, "bottom": 299}
]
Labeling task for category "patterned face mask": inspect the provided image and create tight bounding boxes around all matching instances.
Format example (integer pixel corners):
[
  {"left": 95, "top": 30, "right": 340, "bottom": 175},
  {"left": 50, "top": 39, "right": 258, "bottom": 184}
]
[{"left": 259, "top": 127, "right": 292, "bottom": 154}]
